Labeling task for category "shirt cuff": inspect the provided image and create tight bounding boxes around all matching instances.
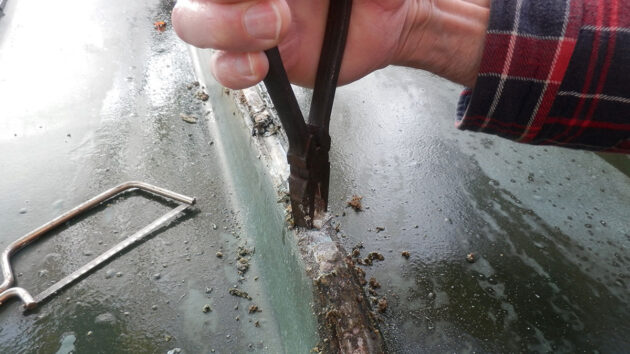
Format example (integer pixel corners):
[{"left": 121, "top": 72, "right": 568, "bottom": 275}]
[{"left": 455, "top": 0, "right": 630, "bottom": 153}]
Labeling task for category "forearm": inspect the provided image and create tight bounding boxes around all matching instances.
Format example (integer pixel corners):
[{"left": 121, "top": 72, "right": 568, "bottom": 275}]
[{"left": 394, "top": 0, "right": 490, "bottom": 87}]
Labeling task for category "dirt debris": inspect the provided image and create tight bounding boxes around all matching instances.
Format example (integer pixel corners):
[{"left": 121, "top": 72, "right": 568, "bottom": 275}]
[
  {"left": 355, "top": 267, "right": 367, "bottom": 286},
  {"left": 237, "top": 258, "right": 250, "bottom": 274},
  {"left": 252, "top": 112, "right": 278, "bottom": 136},
  {"left": 368, "top": 278, "right": 381, "bottom": 289},
  {"left": 228, "top": 288, "right": 252, "bottom": 300},
  {"left": 180, "top": 113, "right": 198, "bottom": 124},
  {"left": 466, "top": 253, "right": 476, "bottom": 263},
  {"left": 351, "top": 243, "right": 364, "bottom": 258},
  {"left": 248, "top": 304, "right": 261, "bottom": 313},
  {"left": 277, "top": 191, "right": 290, "bottom": 204},
  {"left": 236, "top": 245, "right": 254, "bottom": 275},
  {"left": 377, "top": 298, "right": 388, "bottom": 313},
  {"left": 401, "top": 251, "right": 410, "bottom": 259},
  {"left": 237, "top": 245, "right": 254, "bottom": 257},
  {"left": 347, "top": 195, "right": 363, "bottom": 211},
  {"left": 196, "top": 90, "right": 209, "bottom": 101},
  {"left": 154, "top": 21, "right": 166, "bottom": 32},
  {"left": 367, "top": 252, "right": 385, "bottom": 262},
  {"left": 356, "top": 251, "right": 384, "bottom": 266}
]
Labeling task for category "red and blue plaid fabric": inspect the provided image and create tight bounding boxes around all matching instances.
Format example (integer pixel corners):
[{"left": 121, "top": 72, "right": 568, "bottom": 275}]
[{"left": 457, "top": 0, "right": 630, "bottom": 153}]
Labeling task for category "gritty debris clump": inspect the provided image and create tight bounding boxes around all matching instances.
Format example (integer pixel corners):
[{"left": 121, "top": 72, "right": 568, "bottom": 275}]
[
  {"left": 350, "top": 243, "right": 364, "bottom": 260},
  {"left": 377, "top": 298, "right": 388, "bottom": 313},
  {"left": 276, "top": 191, "right": 290, "bottom": 204},
  {"left": 154, "top": 21, "right": 167, "bottom": 31},
  {"left": 466, "top": 253, "right": 476, "bottom": 263},
  {"left": 368, "top": 277, "right": 381, "bottom": 289},
  {"left": 237, "top": 258, "right": 250, "bottom": 274},
  {"left": 202, "top": 304, "right": 212, "bottom": 313},
  {"left": 238, "top": 245, "right": 254, "bottom": 258},
  {"left": 401, "top": 251, "right": 410, "bottom": 259},
  {"left": 180, "top": 113, "right": 198, "bottom": 124},
  {"left": 236, "top": 245, "right": 254, "bottom": 275},
  {"left": 229, "top": 288, "right": 252, "bottom": 300},
  {"left": 347, "top": 195, "right": 363, "bottom": 211},
  {"left": 196, "top": 91, "right": 209, "bottom": 101},
  {"left": 357, "top": 251, "right": 385, "bottom": 265},
  {"left": 248, "top": 304, "right": 261, "bottom": 313},
  {"left": 367, "top": 252, "right": 385, "bottom": 262},
  {"left": 284, "top": 204, "right": 295, "bottom": 229},
  {"left": 352, "top": 247, "right": 385, "bottom": 267},
  {"left": 252, "top": 112, "right": 278, "bottom": 136},
  {"left": 355, "top": 266, "right": 367, "bottom": 286}
]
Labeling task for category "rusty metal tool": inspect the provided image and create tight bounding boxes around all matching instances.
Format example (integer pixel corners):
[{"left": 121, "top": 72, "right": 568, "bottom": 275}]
[
  {"left": 263, "top": 0, "right": 352, "bottom": 228},
  {"left": 0, "top": 181, "right": 195, "bottom": 311}
]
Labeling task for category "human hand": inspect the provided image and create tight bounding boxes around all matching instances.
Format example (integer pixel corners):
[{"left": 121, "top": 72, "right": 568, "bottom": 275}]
[{"left": 172, "top": 0, "right": 489, "bottom": 89}]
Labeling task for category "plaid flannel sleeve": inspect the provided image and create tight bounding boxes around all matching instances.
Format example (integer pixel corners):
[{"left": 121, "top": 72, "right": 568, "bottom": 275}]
[{"left": 457, "top": 0, "right": 630, "bottom": 153}]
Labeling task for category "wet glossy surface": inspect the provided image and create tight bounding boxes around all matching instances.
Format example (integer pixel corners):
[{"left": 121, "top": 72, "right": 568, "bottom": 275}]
[
  {"left": 0, "top": 1, "right": 282, "bottom": 352},
  {"left": 299, "top": 68, "right": 630, "bottom": 353}
]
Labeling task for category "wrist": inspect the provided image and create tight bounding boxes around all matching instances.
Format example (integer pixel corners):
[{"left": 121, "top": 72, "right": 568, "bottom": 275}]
[{"left": 394, "top": 0, "right": 490, "bottom": 87}]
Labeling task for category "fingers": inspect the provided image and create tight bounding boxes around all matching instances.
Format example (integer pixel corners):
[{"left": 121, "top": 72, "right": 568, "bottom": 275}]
[
  {"left": 210, "top": 51, "right": 269, "bottom": 89},
  {"left": 460, "top": 0, "right": 491, "bottom": 9},
  {"left": 172, "top": 0, "right": 291, "bottom": 51}
]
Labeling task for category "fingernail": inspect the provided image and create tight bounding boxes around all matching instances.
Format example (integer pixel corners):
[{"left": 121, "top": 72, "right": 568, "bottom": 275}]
[
  {"left": 244, "top": 2, "right": 281, "bottom": 40},
  {"left": 234, "top": 53, "right": 255, "bottom": 78}
]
